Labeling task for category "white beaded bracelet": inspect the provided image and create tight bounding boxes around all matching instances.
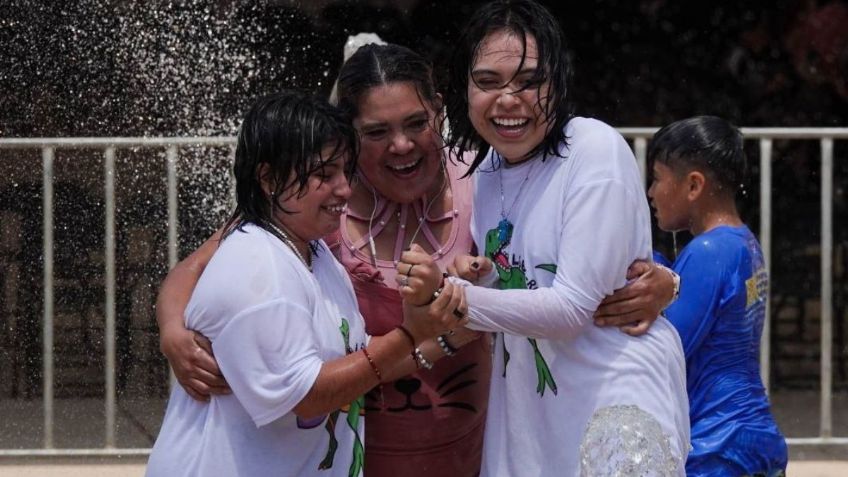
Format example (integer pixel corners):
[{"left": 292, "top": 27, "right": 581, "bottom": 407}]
[
  {"left": 437, "top": 335, "right": 457, "bottom": 356},
  {"left": 413, "top": 347, "right": 434, "bottom": 370}
]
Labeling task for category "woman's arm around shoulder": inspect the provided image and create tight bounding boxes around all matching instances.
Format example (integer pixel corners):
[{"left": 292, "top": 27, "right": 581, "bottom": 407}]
[{"left": 156, "top": 228, "right": 229, "bottom": 401}]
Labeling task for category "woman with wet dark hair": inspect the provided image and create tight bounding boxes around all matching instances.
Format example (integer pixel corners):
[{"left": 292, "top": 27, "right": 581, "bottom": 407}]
[
  {"left": 146, "top": 91, "right": 464, "bottom": 477},
  {"left": 445, "top": 0, "right": 575, "bottom": 172},
  {"left": 332, "top": 43, "right": 490, "bottom": 476},
  {"left": 402, "top": 0, "right": 691, "bottom": 475}
]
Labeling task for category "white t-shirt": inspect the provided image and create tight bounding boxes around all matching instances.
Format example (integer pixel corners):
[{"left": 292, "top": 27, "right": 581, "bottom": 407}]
[
  {"left": 146, "top": 224, "right": 367, "bottom": 477},
  {"left": 466, "top": 117, "right": 690, "bottom": 476}
]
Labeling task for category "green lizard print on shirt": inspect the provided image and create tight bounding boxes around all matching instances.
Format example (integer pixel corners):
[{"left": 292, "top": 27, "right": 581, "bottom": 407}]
[
  {"left": 485, "top": 222, "right": 558, "bottom": 397},
  {"left": 317, "top": 319, "right": 364, "bottom": 476}
]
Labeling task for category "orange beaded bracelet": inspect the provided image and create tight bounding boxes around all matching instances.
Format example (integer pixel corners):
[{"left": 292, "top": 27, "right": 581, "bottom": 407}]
[{"left": 361, "top": 348, "right": 382, "bottom": 383}]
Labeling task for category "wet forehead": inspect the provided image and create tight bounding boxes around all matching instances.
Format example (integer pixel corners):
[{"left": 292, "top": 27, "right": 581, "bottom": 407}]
[
  {"left": 652, "top": 161, "right": 676, "bottom": 178},
  {"left": 473, "top": 30, "right": 539, "bottom": 71},
  {"left": 354, "top": 82, "right": 430, "bottom": 126}
]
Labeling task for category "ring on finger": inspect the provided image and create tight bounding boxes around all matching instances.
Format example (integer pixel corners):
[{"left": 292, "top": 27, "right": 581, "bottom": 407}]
[
  {"left": 452, "top": 308, "right": 465, "bottom": 320},
  {"left": 399, "top": 275, "right": 409, "bottom": 287},
  {"left": 406, "top": 264, "right": 415, "bottom": 276}
]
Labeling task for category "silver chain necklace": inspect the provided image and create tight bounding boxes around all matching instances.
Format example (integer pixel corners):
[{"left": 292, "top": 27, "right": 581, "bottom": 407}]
[
  {"left": 497, "top": 156, "right": 537, "bottom": 242},
  {"left": 267, "top": 221, "right": 312, "bottom": 272}
]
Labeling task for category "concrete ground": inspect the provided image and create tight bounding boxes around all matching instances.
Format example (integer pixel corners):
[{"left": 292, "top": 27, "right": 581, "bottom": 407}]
[
  {"left": 1, "top": 389, "right": 846, "bottom": 475},
  {"left": 0, "top": 458, "right": 846, "bottom": 476}
]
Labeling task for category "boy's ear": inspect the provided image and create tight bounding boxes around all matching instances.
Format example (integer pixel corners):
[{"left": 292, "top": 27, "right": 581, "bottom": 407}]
[{"left": 686, "top": 171, "right": 706, "bottom": 201}]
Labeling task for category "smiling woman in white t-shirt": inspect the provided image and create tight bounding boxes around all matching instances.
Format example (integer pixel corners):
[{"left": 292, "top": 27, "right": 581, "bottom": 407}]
[
  {"left": 145, "top": 91, "right": 466, "bottom": 477},
  {"left": 404, "top": 1, "right": 692, "bottom": 476}
]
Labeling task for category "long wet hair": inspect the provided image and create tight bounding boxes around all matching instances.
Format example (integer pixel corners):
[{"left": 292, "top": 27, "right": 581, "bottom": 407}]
[
  {"left": 648, "top": 115, "right": 747, "bottom": 197},
  {"left": 444, "top": 0, "right": 575, "bottom": 174},
  {"left": 334, "top": 43, "right": 441, "bottom": 121},
  {"left": 224, "top": 90, "right": 358, "bottom": 239}
]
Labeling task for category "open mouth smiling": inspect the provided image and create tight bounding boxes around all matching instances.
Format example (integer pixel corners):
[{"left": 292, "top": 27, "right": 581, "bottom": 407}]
[
  {"left": 387, "top": 156, "right": 423, "bottom": 174},
  {"left": 492, "top": 117, "right": 530, "bottom": 128},
  {"left": 323, "top": 203, "right": 347, "bottom": 214}
]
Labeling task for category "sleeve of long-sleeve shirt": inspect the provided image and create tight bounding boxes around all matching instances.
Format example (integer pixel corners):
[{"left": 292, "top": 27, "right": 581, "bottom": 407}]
[
  {"left": 464, "top": 178, "right": 641, "bottom": 340},
  {"left": 662, "top": 240, "right": 727, "bottom": 358}
]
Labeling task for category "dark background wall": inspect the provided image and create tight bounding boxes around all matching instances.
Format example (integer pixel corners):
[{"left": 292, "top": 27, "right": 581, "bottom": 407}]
[{"left": 2, "top": 0, "right": 847, "bottom": 138}]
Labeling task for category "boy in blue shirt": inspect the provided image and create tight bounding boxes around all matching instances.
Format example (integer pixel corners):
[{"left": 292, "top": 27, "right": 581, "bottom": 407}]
[{"left": 648, "top": 116, "right": 787, "bottom": 476}]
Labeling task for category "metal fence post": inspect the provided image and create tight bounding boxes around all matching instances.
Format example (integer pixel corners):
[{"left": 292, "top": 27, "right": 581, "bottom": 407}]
[
  {"left": 166, "top": 146, "right": 179, "bottom": 270},
  {"left": 42, "top": 147, "right": 55, "bottom": 449},
  {"left": 634, "top": 136, "right": 647, "bottom": 184},
  {"left": 104, "top": 147, "right": 117, "bottom": 448},
  {"left": 820, "top": 137, "right": 834, "bottom": 439},
  {"left": 759, "top": 138, "right": 773, "bottom": 394}
]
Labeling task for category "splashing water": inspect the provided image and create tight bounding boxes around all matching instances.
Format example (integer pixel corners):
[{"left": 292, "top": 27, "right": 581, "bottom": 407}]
[
  {"left": 579, "top": 405, "right": 681, "bottom": 477},
  {"left": 3, "top": 0, "right": 336, "bottom": 137},
  {"left": 3, "top": 0, "right": 342, "bottom": 247},
  {"left": 0, "top": 1, "right": 341, "bottom": 410}
]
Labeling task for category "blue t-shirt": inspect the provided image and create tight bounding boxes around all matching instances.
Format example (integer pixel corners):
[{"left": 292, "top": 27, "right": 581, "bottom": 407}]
[{"left": 661, "top": 225, "right": 787, "bottom": 476}]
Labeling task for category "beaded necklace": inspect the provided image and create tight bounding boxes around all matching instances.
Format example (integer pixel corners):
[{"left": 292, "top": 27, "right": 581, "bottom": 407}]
[{"left": 267, "top": 221, "right": 312, "bottom": 272}]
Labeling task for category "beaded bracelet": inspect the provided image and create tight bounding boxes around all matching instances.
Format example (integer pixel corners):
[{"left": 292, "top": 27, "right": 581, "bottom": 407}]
[
  {"left": 437, "top": 334, "right": 458, "bottom": 356},
  {"left": 361, "top": 348, "right": 382, "bottom": 383},
  {"left": 413, "top": 347, "right": 434, "bottom": 370}
]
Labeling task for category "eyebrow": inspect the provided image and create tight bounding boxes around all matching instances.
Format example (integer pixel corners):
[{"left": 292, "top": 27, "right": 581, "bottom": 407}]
[
  {"left": 405, "top": 111, "right": 430, "bottom": 121},
  {"left": 357, "top": 121, "right": 386, "bottom": 131}
]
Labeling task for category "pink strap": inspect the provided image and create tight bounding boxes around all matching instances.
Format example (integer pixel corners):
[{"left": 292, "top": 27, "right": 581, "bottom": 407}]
[
  {"left": 341, "top": 169, "right": 458, "bottom": 265},
  {"left": 343, "top": 194, "right": 396, "bottom": 251}
]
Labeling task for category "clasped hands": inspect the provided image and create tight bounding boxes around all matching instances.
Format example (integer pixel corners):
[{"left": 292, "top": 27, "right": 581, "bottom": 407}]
[
  {"left": 394, "top": 244, "right": 472, "bottom": 344},
  {"left": 409, "top": 252, "right": 674, "bottom": 338}
]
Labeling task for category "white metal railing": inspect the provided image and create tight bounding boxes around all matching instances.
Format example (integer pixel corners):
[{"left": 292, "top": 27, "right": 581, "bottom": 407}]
[
  {"left": 0, "top": 137, "right": 234, "bottom": 457},
  {"left": 0, "top": 129, "right": 845, "bottom": 456}
]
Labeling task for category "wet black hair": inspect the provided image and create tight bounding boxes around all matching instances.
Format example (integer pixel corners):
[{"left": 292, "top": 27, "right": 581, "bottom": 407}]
[
  {"left": 444, "top": 0, "right": 575, "bottom": 174},
  {"left": 335, "top": 43, "right": 440, "bottom": 119},
  {"left": 648, "top": 115, "right": 747, "bottom": 196},
  {"left": 224, "top": 90, "right": 358, "bottom": 238}
]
